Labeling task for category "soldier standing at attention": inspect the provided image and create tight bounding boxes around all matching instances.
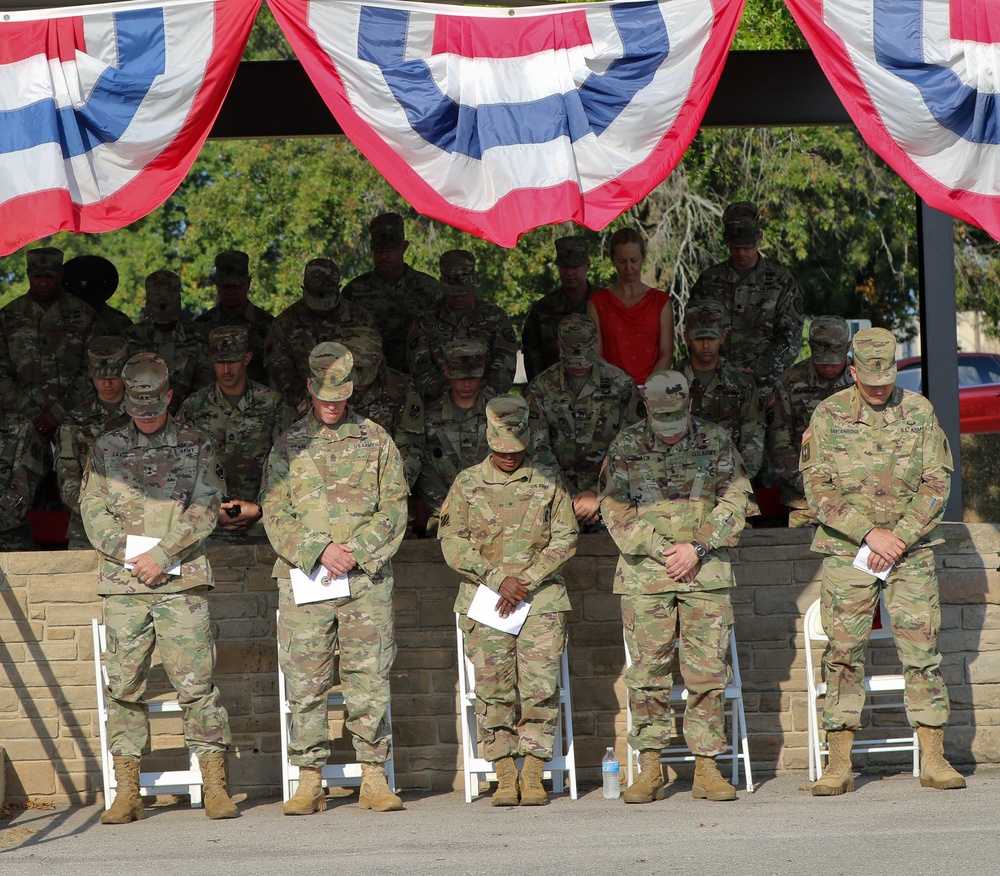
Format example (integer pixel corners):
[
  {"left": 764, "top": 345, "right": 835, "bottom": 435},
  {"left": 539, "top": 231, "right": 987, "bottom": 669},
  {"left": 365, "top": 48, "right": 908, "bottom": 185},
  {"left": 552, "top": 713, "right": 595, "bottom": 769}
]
[
  {"left": 177, "top": 326, "right": 294, "bottom": 539},
  {"left": 689, "top": 201, "right": 804, "bottom": 396},
  {"left": 801, "top": 327, "right": 965, "bottom": 795},
  {"left": 600, "top": 371, "right": 751, "bottom": 804},
  {"left": 56, "top": 337, "right": 130, "bottom": 549},
  {"left": 521, "top": 236, "right": 595, "bottom": 382},
  {"left": 524, "top": 314, "right": 642, "bottom": 530},
  {"left": 80, "top": 353, "right": 238, "bottom": 824},
  {"left": 414, "top": 339, "right": 492, "bottom": 533},
  {"left": 0, "top": 246, "right": 103, "bottom": 443},
  {"left": 767, "top": 315, "right": 853, "bottom": 525},
  {"left": 439, "top": 396, "right": 578, "bottom": 806},
  {"left": 125, "top": 270, "right": 213, "bottom": 412},
  {"left": 196, "top": 251, "right": 274, "bottom": 387},
  {"left": 265, "top": 259, "right": 376, "bottom": 415},
  {"left": 261, "top": 342, "right": 407, "bottom": 816},
  {"left": 342, "top": 212, "right": 442, "bottom": 374},
  {"left": 679, "top": 300, "right": 764, "bottom": 480},
  {"left": 407, "top": 250, "right": 517, "bottom": 403}
]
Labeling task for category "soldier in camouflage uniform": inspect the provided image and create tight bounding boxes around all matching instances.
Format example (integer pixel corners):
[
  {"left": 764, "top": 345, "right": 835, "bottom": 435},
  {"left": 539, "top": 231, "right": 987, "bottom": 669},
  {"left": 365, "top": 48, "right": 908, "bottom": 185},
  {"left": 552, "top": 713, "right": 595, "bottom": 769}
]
[
  {"left": 600, "top": 371, "right": 752, "bottom": 804},
  {"left": 440, "top": 395, "right": 578, "bottom": 806},
  {"left": 801, "top": 327, "right": 966, "bottom": 796},
  {"left": 177, "top": 326, "right": 294, "bottom": 540},
  {"left": 62, "top": 254, "right": 134, "bottom": 337},
  {"left": 415, "top": 339, "right": 492, "bottom": 531},
  {"left": 0, "top": 247, "right": 103, "bottom": 442},
  {"left": 525, "top": 314, "right": 642, "bottom": 529},
  {"left": 56, "top": 337, "right": 130, "bottom": 549},
  {"left": 521, "top": 237, "right": 596, "bottom": 382},
  {"left": 689, "top": 202, "right": 804, "bottom": 396},
  {"left": 196, "top": 251, "right": 274, "bottom": 387},
  {"left": 125, "top": 271, "right": 213, "bottom": 413},
  {"left": 342, "top": 212, "right": 442, "bottom": 374},
  {"left": 767, "top": 316, "right": 853, "bottom": 525},
  {"left": 265, "top": 258, "right": 376, "bottom": 415},
  {"left": 80, "top": 353, "right": 238, "bottom": 824},
  {"left": 679, "top": 300, "right": 765, "bottom": 480},
  {"left": 407, "top": 250, "right": 517, "bottom": 402},
  {"left": 0, "top": 401, "right": 47, "bottom": 550},
  {"left": 339, "top": 325, "right": 424, "bottom": 493},
  {"left": 261, "top": 342, "right": 407, "bottom": 815}
]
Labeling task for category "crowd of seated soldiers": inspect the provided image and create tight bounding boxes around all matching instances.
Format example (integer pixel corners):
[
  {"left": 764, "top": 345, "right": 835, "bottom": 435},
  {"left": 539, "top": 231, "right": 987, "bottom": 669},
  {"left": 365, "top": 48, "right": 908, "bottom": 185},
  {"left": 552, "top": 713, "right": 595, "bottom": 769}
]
[{"left": 0, "top": 206, "right": 854, "bottom": 551}]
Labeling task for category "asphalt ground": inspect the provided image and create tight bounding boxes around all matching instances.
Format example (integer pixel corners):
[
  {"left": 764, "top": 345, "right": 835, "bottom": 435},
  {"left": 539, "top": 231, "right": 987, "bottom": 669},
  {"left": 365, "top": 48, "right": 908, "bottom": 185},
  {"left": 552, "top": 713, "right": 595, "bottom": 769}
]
[{"left": 1, "top": 768, "right": 997, "bottom": 876}]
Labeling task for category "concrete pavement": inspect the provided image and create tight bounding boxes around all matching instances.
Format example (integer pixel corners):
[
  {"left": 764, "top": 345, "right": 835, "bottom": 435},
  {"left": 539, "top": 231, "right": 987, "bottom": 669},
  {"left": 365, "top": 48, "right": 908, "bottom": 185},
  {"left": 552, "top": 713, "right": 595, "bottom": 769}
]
[{"left": 1, "top": 769, "right": 996, "bottom": 876}]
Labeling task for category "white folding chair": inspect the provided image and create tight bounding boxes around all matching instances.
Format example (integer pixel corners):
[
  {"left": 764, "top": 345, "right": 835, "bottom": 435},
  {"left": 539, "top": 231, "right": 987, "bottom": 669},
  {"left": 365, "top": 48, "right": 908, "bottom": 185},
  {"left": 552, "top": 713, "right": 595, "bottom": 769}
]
[
  {"left": 804, "top": 597, "right": 920, "bottom": 781},
  {"left": 92, "top": 619, "right": 204, "bottom": 809},
  {"left": 456, "top": 614, "right": 578, "bottom": 802},
  {"left": 624, "top": 626, "right": 754, "bottom": 793},
  {"left": 276, "top": 611, "right": 396, "bottom": 801}
]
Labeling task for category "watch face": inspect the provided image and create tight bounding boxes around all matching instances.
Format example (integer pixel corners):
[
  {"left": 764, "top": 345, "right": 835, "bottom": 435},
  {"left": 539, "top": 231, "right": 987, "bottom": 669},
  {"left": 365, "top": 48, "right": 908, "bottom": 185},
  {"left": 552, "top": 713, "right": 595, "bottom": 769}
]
[{"left": 694, "top": 544, "right": 707, "bottom": 558}]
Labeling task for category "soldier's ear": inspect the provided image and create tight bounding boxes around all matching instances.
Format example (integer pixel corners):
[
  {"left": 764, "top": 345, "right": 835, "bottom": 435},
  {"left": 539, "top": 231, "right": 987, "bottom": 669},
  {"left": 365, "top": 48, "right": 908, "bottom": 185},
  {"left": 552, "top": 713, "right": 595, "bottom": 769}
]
[{"left": 244, "top": 351, "right": 253, "bottom": 366}]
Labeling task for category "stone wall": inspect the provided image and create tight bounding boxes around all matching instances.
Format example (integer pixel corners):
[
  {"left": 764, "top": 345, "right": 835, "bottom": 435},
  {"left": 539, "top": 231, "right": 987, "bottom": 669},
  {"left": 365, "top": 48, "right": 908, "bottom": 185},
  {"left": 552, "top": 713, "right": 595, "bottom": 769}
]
[{"left": 1, "top": 523, "right": 998, "bottom": 804}]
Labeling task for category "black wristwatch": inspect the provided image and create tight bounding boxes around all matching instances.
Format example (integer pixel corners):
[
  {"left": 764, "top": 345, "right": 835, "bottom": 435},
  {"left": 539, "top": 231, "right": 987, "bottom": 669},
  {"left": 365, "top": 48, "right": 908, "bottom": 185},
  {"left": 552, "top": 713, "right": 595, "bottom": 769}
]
[{"left": 692, "top": 542, "right": 708, "bottom": 560}]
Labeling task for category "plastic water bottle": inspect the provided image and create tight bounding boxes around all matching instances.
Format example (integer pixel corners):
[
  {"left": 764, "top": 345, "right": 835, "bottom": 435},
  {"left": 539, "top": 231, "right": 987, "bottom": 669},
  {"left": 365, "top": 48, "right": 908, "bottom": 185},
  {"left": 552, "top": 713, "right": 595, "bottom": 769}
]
[{"left": 602, "top": 747, "right": 621, "bottom": 799}]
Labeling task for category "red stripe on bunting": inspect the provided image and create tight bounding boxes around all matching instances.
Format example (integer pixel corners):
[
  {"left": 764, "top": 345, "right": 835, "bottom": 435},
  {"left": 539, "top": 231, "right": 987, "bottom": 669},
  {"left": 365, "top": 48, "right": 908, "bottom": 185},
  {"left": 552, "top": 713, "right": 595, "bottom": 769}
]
[
  {"left": 950, "top": 2, "right": 1000, "bottom": 43},
  {"left": 0, "top": 17, "right": 84, "bottom": 64},
  {"left": 431, "top": 11, "right": 593, "bottom": 58}
]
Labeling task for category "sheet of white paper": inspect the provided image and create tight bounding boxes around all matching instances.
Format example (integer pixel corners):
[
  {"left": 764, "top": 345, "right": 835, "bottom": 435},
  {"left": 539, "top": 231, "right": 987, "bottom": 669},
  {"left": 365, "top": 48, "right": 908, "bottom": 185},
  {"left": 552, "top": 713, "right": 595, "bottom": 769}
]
[
  {"left": 853, "top": 544, "right": 892, "bottom": 582},
  {"left": 289, "top": 564, "right": 350, "bottom": 605},
  {"left": 124, "top": 534, "right": 181, "bottom": 576},
  {"left": 467, "top": 583, "right": 531, "bottom": 635}
]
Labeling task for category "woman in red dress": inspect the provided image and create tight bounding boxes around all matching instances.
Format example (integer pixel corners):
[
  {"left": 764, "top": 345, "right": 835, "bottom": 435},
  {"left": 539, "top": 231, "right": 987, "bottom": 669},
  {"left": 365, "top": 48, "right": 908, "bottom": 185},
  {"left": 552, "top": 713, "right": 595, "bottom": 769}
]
[{"left": 587, "top": 228, "right": 673, "bottom": 386}]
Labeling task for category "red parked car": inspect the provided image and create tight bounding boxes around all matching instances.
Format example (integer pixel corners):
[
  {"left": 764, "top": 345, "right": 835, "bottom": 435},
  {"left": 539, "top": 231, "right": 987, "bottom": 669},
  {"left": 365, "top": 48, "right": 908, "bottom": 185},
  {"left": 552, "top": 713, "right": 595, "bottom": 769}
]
[{"left": 894, "top": 353, "right": 1000, "bottom": 434}]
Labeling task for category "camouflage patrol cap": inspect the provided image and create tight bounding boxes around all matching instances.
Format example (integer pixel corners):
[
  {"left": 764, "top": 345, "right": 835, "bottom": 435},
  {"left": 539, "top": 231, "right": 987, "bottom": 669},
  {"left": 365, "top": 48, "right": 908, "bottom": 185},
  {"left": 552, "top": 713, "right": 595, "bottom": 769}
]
[
  {"left": 439, "top": 250, "right": 476, "bottom": 296},
  {"left": 213, "top": 250, "right": 250, "bottom": 285},
  {"left": 370, "top": 212, "right": 405, "bottom": 251},
  {"left": 684, "top": 300, "right": 726, "bottom": 340},
  {"left": 554, "top": 236, "right": 590, "bottom": 267},
  {"left": 808, "top": 316, "right": 851, "bottom": 365},
  {"left": 26, "top": 246, "right": 63, "bottom": 277},
  {"left": 338, "top": 325, "right": 383, "bottom": 387},
  {"left": 209, "top": 325, "right": 249, "bottom": 362},
  {"left": 852, "top": 327, "right": 897, "bottom": 386},
  {"left": 87, "top": 336, "right": 129, "bottom": 379},
  {"left": 122, "top": 352, "right": 170, "bottom": 418},
  {"left": 302, "top": 258, "right": 341, "bottom": 312},
  {"left": 485, "top": 395, "right": 530, "bottom": 452},
  {"left": 722, "top": 201, "right": 761, "bottom": 246},
  {"left": 308, "top": 342, "right": 354, "bottom": 402},
  {"left": 558, "top": 314, "right": 597, "bottom": 370},
  {"left": 144, "top": 270, "right": 182, "bottom": 323},
  {"left": 644, "top": 370, "right": 691, "bottom": 437},
  {"left": 444, "top": 338, "right": 487, "bottom": 379}
]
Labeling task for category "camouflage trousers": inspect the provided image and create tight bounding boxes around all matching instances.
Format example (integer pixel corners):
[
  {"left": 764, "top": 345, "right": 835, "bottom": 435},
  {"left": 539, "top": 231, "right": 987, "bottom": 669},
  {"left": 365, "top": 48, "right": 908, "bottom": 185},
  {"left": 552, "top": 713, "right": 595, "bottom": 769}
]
[
  {"left": 623, "top": 590, "right": 733, "bottom": 757},
  {"left": 820, "top": 553, "right": 950, "bottom": 730},
  {"left": 460, "top": 610, "right": 567, "bottom": 762},
  {"left": 278, "top": 575, "right": 396, "bottom": 769},
  {"left": 103, "top": 591, "right": 231, "bottom": 759}
]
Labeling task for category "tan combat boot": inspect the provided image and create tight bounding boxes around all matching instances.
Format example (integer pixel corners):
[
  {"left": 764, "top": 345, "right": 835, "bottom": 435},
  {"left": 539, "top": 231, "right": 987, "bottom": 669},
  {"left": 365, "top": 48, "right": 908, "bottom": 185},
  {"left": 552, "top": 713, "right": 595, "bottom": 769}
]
[
  {"left": 519, "top": 755, "right": 548, "bottom": 806},
  {"left": 692, "top": 756, "right": 737, "bottom": 801},
  {"left": 491, "top": 756, "right": 520, "bottom": 806},
  {"left": 811, "top": 729, "right": 855, "bottom": 796},
  {"left": 916, "top": 726, "right": 966, "bottom": 790},
  {"left": 198, "top": 752, "right": 239, "bottom": 819},
  {"left": 623, "top": 750, "right": 665, "bottom": 804},
  {"left": 359, "top": 763, "right": 403, "bottom": 811},
  {"left": 101, "top": 755, "right": 145, "bottom": 825},
  {"left": 283, "top": 767, "right": 326, "bottom": 815}
]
